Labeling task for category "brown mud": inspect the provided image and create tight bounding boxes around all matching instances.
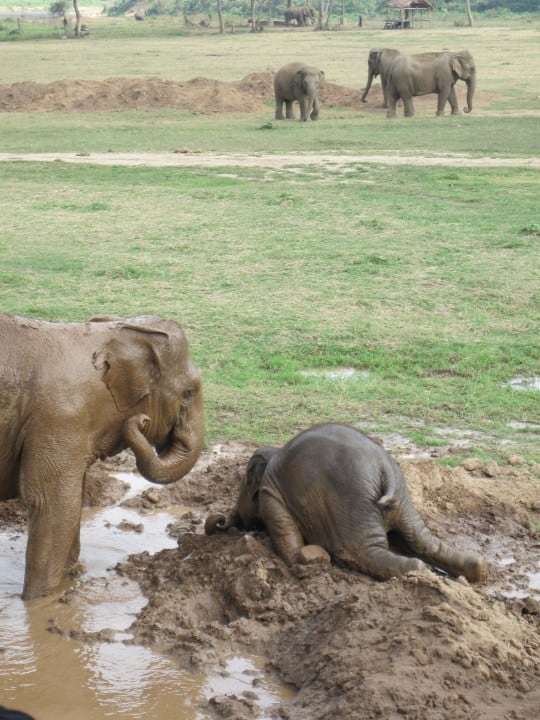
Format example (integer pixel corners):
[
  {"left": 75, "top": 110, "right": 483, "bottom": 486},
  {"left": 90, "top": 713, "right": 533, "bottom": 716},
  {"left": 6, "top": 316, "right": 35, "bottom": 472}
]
[
  {"left": 0, "top": 71, "right": 490, "bottom": 114},
  {"left": 1, "top": 442, "right": 538, "bottom": 720}
]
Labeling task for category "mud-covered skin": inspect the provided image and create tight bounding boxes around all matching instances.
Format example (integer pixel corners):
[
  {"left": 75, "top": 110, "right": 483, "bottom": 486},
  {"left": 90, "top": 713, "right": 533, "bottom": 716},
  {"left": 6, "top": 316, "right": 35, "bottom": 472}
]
[
  {"left": 206, "top": 423, "right": 486, "bottom": 582},
  {"left": 0, "top": 313, "right": 204, "bottom": 599}
]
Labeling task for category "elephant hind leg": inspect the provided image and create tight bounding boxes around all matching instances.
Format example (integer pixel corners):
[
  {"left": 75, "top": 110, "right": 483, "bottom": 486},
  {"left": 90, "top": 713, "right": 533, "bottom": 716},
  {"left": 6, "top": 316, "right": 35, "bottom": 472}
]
[
  {"left": 285, "top": 100, "right": 295, "bottom": 120},
  {"left": 394, "top": 505, "right": 487, "bottom": 582},
  {"left": 339, "top": 543, "right": 425, "bottom": 580}
]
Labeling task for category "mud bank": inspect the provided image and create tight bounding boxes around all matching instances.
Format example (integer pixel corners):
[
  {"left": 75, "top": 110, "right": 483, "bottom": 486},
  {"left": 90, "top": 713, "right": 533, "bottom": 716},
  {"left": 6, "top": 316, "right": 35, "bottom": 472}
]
[{"left": 1, "top": 443, "right": 539, "bottom": 719}]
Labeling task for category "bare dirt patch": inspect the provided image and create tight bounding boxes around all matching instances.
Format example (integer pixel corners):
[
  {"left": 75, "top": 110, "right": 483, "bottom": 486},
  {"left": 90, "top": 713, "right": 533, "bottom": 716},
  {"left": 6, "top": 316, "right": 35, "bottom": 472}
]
[
  {"left": 0, "top": 72, "right": 492, "bottom": 115},
  {"left": 2, "top": 442, "right": 538, "bottom": 719}
]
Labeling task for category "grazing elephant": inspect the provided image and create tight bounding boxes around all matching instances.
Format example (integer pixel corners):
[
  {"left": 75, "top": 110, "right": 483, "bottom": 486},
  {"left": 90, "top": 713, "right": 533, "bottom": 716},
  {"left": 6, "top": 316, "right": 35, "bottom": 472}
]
[
  {"left": 206, "top": 423, "right": 486, "bottom": 583},
  {"left": 386, "top": 50, "right": 476, "bottom": 119},
  {"left": 284, "top": 6, "right": 315, "bottom": 26},
  {"left": 274, "top": 61, "right": 325, "bottom": 122},
  {"left": 0, "top": 314, "right": 204, "bottom": 599}
]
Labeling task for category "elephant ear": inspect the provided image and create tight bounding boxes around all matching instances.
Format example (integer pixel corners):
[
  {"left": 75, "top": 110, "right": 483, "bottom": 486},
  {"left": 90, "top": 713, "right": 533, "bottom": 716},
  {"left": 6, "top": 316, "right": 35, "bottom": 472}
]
[
  {"left": 93, "top": 323, "right": 169, "bottom": 413},
  {"left": 245, "top": 447, "right": 277, "bottom": 500},
  {"left": 451, "top": 56, "right": 465, "bottom": 78}
]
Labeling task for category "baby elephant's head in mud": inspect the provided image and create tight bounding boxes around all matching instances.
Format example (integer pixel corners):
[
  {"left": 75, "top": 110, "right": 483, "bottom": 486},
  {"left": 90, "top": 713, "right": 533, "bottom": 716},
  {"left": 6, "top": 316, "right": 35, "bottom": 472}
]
[{"left": 206, "top": 423, "right": 487, "bottom": 583}]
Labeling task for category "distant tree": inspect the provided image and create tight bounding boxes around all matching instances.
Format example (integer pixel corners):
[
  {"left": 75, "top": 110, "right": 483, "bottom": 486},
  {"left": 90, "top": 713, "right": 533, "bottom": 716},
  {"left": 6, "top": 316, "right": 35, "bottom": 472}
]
[
  {"left": 49, "top": 1, "right": 67, "bottom": 15},
  {"left": 73, "top": 0, "right": 82, "bottom": 36},
  {"left": 465, "top": 0, "right": 474, "bottom": 25}
]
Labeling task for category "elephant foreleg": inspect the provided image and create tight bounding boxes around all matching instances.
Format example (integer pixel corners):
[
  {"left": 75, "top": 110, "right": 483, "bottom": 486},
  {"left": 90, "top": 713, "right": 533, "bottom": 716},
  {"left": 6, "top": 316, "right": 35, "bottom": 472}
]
[
  {"left": 447, "top": 85, "right": 460, "bottom": 115},
  {"left": 285, "top": 99, "right": 295, "bottom": 120},
  {"left": 258, "top": 491, "right": 305, "bottom": 566},
  {"left": 395, "top": 504, "right": 487, "bottom": 582},
  {"left": 20, "top": 443, "right": 85, "bottom": 599},
  {"left": 310, "top": 97, "right": 320, "bottom": 121}
]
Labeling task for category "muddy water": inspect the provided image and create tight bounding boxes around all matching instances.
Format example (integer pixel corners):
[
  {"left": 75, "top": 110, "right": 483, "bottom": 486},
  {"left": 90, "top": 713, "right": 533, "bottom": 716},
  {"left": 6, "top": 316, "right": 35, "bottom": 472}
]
[{"left": 0, "top": 473, "right": 288, "bottom": 719}]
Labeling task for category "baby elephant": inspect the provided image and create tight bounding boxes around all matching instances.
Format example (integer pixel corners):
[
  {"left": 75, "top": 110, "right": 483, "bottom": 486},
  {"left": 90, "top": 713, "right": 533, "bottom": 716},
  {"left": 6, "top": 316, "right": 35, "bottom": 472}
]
[
  {"left": 274, "top": 61, "right": 325, "bottom": 122},
  {"left": 206, "top": 423, "right": 486, "bottom": 583}
]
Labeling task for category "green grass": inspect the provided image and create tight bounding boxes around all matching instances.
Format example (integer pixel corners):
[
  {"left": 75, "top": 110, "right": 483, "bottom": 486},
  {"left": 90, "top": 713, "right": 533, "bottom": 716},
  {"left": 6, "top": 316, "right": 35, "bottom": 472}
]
[
  {"left": 0, "top": 161, "right": 538, "bottom": 458},
  {"left": 0, "top": 17, "right": 538, "bottom": 460}
]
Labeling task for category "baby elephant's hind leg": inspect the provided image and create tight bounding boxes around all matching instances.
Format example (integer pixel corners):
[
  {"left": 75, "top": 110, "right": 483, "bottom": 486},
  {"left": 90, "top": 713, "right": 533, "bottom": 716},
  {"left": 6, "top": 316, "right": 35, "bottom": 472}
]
[
  {"left": 342, "top": 526, "right": 425, "bottom": 580},
  {"left": 396, "top": 505, "right": 487, "bottom": 582}
]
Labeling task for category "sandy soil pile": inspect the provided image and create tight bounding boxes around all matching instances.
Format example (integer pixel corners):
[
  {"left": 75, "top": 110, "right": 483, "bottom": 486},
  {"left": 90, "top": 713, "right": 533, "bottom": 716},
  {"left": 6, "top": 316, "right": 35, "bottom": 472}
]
[
  {"left": 1, "top": 443, "right": 539, "bottom": 718},
  {"left": 115, "top": 445, "right": 539, "bottom": 720},
  {"left": 0, "top": 72, "right": 475, "bottom": 114}
]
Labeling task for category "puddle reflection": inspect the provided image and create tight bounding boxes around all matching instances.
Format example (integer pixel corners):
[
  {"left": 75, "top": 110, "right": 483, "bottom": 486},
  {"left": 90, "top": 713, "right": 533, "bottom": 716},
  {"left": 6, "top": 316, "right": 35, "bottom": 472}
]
[{"left": 0, "top": 472, "right": 287, "bottom": 719}]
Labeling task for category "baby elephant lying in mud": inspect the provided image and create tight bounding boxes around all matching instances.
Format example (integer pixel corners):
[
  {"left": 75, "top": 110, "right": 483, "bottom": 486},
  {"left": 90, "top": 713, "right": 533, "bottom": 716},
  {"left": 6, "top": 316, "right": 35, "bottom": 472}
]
[{"left": 205, "top": 423, "right": 487, "bottom": 582}]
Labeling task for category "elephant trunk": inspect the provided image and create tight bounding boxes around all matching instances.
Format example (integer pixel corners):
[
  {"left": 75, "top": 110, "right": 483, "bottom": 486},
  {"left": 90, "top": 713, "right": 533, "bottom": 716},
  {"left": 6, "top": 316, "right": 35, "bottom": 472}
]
[
  {"left": 123, "top": 391, "right": 204, "bottom": 485},
  {"left": 205, "top": 510, "right": 241, "bottom": 535},
  {"left": 463, "top": 76, "right": 475, "bottom": 113},
  {"left": 361, "top": 70, "right": 375, "bottom": 102}
]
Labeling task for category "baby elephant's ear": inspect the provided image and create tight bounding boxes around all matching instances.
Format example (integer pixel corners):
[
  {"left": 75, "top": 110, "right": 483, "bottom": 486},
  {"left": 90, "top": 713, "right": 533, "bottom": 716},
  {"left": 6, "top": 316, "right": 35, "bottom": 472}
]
[{"left": 246, "top": 447, "right": 277, "bottom": 498}]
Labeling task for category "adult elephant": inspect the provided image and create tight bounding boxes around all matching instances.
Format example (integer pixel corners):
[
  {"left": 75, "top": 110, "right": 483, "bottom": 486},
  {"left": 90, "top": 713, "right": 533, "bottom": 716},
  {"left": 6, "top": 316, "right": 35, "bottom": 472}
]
[
  {"left": 206, "top": 423, "right": 486, "bottom": 583},
  {"left": 274, "top": 61, "right": 325, "bottom": 122},
  {"left": 386, "top": 50, "right": 476, "bottom": 118},
  {"left": 361, "top": 48, "right": 400, "bottom": 107},
  {"left": 284, "top": 6, "right": 315, "bottom": 26},
  {"left": 0, "top": 314, "right": 204, "bottom": 599}
]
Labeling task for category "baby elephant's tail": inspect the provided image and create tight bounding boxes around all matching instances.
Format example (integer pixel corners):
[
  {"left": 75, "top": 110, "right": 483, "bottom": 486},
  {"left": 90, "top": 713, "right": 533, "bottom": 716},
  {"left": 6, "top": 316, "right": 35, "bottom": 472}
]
[{"left": 376, "top": 465, "right": 399, "bottom": 508}]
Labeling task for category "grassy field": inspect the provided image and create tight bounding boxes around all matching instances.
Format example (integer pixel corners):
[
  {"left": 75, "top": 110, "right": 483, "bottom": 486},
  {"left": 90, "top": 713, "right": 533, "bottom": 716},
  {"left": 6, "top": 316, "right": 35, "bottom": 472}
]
[{"left": 0, "top": 16, "right": 538, "bottom": 460}]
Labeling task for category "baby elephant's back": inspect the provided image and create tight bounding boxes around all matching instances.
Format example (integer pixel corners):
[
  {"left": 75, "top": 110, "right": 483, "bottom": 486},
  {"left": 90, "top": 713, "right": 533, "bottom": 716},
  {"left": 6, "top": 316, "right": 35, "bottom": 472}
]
[{"left": 272, "top": 423, "right": 401, "bottom": 547}]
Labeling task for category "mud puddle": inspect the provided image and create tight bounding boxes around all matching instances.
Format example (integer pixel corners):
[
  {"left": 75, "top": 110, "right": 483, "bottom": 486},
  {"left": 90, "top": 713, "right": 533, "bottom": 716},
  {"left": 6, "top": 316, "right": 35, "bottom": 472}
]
[{"left": 0, "top": 466, "right": 289, "bottom": 720}]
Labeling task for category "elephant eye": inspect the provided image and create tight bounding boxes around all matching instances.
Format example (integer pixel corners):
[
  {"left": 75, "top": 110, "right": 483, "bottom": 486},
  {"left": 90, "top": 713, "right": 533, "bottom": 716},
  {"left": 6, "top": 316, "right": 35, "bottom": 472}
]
[{"left": 182, "top": 388, "right": 195, "bottom": 402}]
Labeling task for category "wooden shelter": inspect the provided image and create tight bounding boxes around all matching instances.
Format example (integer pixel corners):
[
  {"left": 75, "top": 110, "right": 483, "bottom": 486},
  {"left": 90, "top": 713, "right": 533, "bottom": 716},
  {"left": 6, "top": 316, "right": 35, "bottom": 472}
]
[{"left": 384, "top": 0, "right": 433, "bottom": 29}]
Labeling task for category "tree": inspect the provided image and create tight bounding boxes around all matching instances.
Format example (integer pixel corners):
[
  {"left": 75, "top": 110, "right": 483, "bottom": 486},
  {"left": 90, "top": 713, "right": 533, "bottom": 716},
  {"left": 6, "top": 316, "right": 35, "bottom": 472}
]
[
  {"left": 73, "top": 0, "right": 82, "bottom": 37},
  {"left": 465, "top": 0, "right": 474, "bottom": 26},
  {"left": 216, "top": 0, "right": 224, "bottom": 32}
]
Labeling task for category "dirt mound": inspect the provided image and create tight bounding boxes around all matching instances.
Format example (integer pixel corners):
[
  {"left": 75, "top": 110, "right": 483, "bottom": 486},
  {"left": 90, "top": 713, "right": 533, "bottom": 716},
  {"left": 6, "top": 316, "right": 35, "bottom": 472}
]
[
  {"left": 0, "top": 72, "right": 478, "bottom": 114},
  {"left": 113, "top": 447, "right": 539, "bottom": 720},
  {"left": 1, "top": 444, "right": 538, "bottom": 719}
]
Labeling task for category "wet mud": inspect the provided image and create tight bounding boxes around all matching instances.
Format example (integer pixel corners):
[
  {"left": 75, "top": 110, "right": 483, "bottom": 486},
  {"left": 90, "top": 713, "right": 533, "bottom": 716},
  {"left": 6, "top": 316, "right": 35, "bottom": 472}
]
[{"left": 1, "top": 440, "right": 539, "bottom": 720}]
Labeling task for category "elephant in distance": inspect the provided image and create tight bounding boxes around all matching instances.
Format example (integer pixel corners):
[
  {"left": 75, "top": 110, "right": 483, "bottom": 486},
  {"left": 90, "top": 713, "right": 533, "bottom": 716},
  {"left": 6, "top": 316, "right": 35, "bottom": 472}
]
[
  {"left": 274, "top": 61, "right": 325, "bottom": 122},
  {"left": 386, "top": 50, "right": 476, "bottom": 118},
  {"left": 284, "top": 6, "right": 315, "bottom": 26}
]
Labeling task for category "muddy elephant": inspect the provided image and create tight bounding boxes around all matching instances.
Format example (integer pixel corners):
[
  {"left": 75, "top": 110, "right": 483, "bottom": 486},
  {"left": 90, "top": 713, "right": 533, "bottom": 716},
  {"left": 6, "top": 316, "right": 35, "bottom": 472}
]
[
  {"left": 386, "top": 50, "right": 476, "bottom": 118},
  {"left": 0, "top": 314, "right": 204, "bottom": 599},
  {"left": 206, "top": 423, "right": 486, "bottom": 583},
  {"left": 284, "top": 6, "right": 315, "bottom": 26},
  {"left": 274, "top": 61, "right": 325, "bottom": 122}
]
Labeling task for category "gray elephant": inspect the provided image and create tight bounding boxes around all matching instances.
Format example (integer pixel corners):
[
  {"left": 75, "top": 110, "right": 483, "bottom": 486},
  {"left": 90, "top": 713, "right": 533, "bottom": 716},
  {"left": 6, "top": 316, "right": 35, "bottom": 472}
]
[
  {"left": 284, "top": 6, "right": 315, "bottom": 26},
  {"left": 206, "top": 423, "right": 486, "bottom": 583},
  {"left": 361, "top": 48, "right": 400, "bottom": 107},
  {"left": 0, "top": 314, "right": 204, "bottom": 599},
  {"left": 386, "top": 50, "right": 476, "bottom": 118},
  {"left": 274, "top": 61, "right": 325, "bottom": 122}
]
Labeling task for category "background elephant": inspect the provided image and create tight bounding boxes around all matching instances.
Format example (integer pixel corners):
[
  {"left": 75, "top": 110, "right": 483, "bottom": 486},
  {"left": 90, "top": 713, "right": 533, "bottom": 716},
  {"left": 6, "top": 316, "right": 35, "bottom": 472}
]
[
  {"left": 361, "top": 49, "right": 442, "bottom": 108},
  {"left": 386, "top": 50, "right": 476, "bottom": 118},
  {"left": 284, "top": 6, "right": 315, "bottom": 26},
  {"left": 361, "top": 48, "right": 400, "bottom": 107},
  {"left": 0, "top": 313, "right": 204, "bottom": 599},
  {"left": 274, "top": 61, "right": 325, "bottom": 122},
  {"left": 206, "top": 423, "right": 486, "bottom": 583}
]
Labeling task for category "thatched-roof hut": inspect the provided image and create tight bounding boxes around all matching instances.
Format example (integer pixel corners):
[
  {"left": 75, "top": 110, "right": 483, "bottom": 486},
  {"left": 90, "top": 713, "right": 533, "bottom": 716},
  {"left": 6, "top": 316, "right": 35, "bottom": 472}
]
[{"left": 384, "top": 0, "right": 433, "bottom": 29}]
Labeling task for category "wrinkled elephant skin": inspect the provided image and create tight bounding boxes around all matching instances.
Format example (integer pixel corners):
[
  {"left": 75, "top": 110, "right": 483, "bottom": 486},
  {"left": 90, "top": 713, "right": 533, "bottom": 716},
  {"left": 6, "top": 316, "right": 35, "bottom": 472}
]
[
  {"left": 0, "top": 313, "right": 204, "bottom": 599},
  {"left": 206, "top": 423, "right": 486, "bottom": 583},
  {"left": 274, "top": 61, "right": 325, "bottom": 122}
]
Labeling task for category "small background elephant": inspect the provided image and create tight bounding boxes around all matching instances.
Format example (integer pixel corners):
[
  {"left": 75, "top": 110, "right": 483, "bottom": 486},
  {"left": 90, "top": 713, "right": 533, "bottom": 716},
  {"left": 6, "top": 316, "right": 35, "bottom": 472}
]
[
  {"left": 274, "top": 61, "right": 325, "bottom": 122},
  {"left": 0, "top": 314, "right": 204, "bottom": 599},
  {"left": 206, "top": 423, "right": 486, "bottom": 583},
  {"left": 284, "top": 6, "right": 315, "bottom": 26},
  {"left": 386, "top": 50, "right": 476, "bottom": 118}
]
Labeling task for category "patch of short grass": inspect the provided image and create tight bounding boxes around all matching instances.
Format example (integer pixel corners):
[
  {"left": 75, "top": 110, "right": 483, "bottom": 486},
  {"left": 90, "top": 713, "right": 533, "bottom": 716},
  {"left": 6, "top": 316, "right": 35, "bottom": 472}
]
[{"left": 0, "top": 160, "right": 538, "bottom": 458}]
